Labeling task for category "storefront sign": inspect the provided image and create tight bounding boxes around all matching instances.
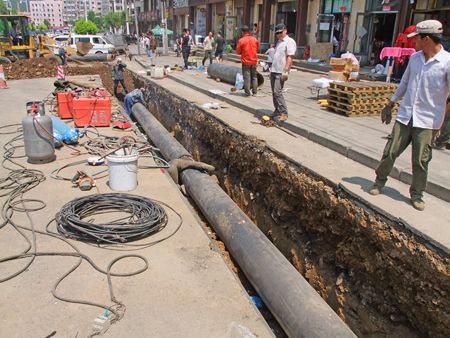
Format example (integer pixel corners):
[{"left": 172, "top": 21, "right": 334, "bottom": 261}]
[
  {"left": 382, "top": 5, "right": 391, "bottom": 11},
  {"left": 173, "top": 0, "right": 188, "bottom": 7}
]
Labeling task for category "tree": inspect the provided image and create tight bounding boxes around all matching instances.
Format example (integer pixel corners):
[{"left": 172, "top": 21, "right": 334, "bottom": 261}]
[
  {"left": 87, "top": 10, "right": 104, "bottom": 30},
  {"left": 44, "top": 19, "right": 51, "bottom": 29},
  {"left": 38, "top": 23, "right": 48, "bottom": 31},
  {"left": 0, "top": 1, "right": 8, "bottom": 14},
  {"left": 74, "top": 20, "right": 99, "bottom": 34},
  {"left": 103, "top": 11, "right": 125, "bottom": 33}
]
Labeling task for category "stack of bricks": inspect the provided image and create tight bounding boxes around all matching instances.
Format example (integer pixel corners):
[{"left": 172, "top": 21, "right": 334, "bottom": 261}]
[{"left": 327, "top": 81, "right": 399, "bottom": 117}]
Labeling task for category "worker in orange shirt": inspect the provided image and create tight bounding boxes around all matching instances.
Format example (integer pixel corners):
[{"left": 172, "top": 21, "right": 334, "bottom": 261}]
[{"left": 236, "top": 25, "right": 259, "bottom": 96}]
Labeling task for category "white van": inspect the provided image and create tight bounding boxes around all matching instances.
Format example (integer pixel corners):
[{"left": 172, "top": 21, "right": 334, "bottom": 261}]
[{"left": 54, "top": 34, "right": 115, "bottom": 55}]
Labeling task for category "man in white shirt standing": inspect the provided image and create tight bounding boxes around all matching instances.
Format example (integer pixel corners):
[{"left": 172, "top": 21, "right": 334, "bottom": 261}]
[
  {"left": 270, "top": 24, "right": 297, "bottom": 123},
  {"left": 369, "top": 20, "right": 450, "bottom": 211},
  {"left": 202, "top": 32, "right": 214, "bottom": 66}
]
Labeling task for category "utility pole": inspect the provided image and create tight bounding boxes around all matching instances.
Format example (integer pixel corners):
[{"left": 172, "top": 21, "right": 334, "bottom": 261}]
[
  {"left": 134, "top": 0, "right": 140, "bottom": 55},
  {"left": 161, "top": 0, "right": 168, "bottom": 55},
  {"left": 123, "top": 0, "right": 130, "bottom": 34},
  {"left": 84, "top": 0, "right": 87, "bottom": 21}
]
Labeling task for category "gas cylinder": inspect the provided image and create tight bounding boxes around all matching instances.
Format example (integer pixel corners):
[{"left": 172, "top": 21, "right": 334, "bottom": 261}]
[{"left": 22, "top": 103, "right": 56, "bottom": 164}]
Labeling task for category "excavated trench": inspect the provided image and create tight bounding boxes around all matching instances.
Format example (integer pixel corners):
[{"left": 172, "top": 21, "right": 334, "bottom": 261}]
[{"left": 122, "top": 70, "right": 449, "bottom": 338}]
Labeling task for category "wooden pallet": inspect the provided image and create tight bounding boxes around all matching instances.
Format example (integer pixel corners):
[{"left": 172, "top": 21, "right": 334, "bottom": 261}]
[
  {"left": 327, "top": 92, "right": 392, "bottom": 105},
  {"left": 327, "top": 102, "right": 399, "bottom": 117},
  {"left": 329, "top": 81, "right": 398, "bottom": 93}
]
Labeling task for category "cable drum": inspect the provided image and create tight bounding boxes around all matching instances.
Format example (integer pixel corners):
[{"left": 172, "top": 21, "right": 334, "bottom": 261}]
[{"left": 56, "top": 193, "right": 168, "bottom": 243}]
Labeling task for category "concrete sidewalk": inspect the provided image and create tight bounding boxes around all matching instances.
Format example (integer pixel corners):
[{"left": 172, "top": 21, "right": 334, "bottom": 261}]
[
  {"left": 127, "top": 59, "right": 450, "bottom": 255},
  {"left": 0, "top": 78, "right": 273, "bottom": 337},
  {"left": 133, "top": 50, "right": 449, "bottom": 203}
]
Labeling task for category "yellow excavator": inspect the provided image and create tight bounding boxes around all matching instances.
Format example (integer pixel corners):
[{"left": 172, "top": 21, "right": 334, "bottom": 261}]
[{"left": 0, "top": 14, "right": 76, "bottom": 64}]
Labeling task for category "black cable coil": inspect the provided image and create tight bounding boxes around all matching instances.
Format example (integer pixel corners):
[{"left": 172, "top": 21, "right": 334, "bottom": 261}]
[{"left": 56, "top": 193, "right": 168, "bottom": 243}]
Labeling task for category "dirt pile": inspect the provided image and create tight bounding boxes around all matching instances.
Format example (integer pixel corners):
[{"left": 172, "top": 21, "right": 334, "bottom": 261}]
[{"left": 4, "top": 58, "right": 59, "bottom": 80}]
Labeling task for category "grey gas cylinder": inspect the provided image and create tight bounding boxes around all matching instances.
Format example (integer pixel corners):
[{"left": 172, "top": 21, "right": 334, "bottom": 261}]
[{"left": 22, "top": 115, "right": 56, "bottom": 164}]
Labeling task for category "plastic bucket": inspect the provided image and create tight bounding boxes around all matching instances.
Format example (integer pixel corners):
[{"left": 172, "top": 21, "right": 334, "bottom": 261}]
[{"left": 106, "top": 149, "right": 138, "bottom": 191}]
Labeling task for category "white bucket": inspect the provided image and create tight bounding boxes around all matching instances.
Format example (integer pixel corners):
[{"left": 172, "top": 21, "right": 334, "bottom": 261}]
[{"left": 106, "top": 149, "right": 138, "bottom": 191}]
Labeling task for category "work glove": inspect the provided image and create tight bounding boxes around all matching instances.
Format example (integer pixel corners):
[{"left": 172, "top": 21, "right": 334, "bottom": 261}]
[
  {"left": 381, "top": 104, "right": 393, "bottom": 125},
  {"left": 281, "top": 70, "right": 289, "bottom": 82}
]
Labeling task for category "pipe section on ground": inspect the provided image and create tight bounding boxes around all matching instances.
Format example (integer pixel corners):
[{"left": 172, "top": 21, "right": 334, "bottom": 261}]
[
  {"left": 69, "top": 54, "right": 113, "bottom": 62},
  {"left": 207, "top": 63, "right": 264, "bottom": 87},
  {"left": 131, "top": 102, "right": 356, "bottom": 338}
]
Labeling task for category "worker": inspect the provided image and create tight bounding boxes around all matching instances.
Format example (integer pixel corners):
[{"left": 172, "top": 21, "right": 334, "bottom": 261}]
[
  {"left": 215, "top": 31, "right": 225, "bottom": 63},
  {"left": 149, "top": 31, "right": 157, "bottom": 64},
  {"left": 124, "top": 88, "right": 146, "bottom": 115},
  {"left": 270, "top": 23, "right": 297, "bottom": 123},
  {"left": 236, "top": 25, "right": 259, "bottom": 96},
  {"left": 369, "top": 20, "right": 450, "bottom": 211},
  {"left": 181, "top": 28, "right": 193, "bottom": 69},
  {"left": 112, "top": 58, "right": 128, "bottom": 98},
  {"left": 202, "top": 31, "right": 214, "bottom": 66},
  {"left": 9, "top": 22, "right": 19, "bottom": 46}
]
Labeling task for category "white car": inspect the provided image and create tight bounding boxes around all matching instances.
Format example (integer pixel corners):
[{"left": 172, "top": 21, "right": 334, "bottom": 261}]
[{"left": 54, "top": 34, "right": 115, "bottom": 55}]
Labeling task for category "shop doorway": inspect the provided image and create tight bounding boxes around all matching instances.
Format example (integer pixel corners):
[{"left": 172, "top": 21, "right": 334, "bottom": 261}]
[{"left": 353, "top": 12, "right": 398, "bottom": 65}]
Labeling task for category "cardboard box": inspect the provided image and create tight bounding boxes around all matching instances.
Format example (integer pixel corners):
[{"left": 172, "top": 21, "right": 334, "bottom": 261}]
[
  {"left": 328, "top": 71, "right": 348, "bottom": 82},
  {"left": 329, "top": 57, "right": 350, "bottom": 66}
]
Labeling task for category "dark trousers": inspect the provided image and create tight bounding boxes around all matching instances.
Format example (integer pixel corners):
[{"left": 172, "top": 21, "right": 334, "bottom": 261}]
[
  {"left": 375, "top": 120, "right": 435, "bottom": 199},
  {"left": 242, "top": 64, "right": 257, "bottom": 95},
  {"left": 182, "top": 47, "right": 190, "bottom": 69},
  {"left": 202, "top": 50, "right": 213, "bottom": 65},
  {"left": 270, "top": 72, "right": 287, "bottom": 115},
  {"left": 114, "top": 79, "right": 128, "bottom": 97}
]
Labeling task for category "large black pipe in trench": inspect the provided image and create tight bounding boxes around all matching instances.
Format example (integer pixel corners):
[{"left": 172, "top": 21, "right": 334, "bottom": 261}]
[{"left": 132, "top": 102, "right": 356, "bottom": 338}]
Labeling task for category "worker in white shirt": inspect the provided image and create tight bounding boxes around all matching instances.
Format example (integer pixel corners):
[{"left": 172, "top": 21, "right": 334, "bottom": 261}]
[{"left": 369, "top": 20, "right": 450, "bottom": 211}]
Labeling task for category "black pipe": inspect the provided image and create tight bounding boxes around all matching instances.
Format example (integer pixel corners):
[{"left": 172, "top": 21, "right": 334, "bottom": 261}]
[
  {"left": 207, "top": 63, "right": 264, "bottom": 87},
  {"left": 132, "top": 102, "right": 356, "bottom": 338}
]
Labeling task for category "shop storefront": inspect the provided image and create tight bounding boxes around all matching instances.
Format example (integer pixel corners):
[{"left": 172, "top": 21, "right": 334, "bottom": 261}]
[
  {"left": 173, "top": 0, "right": 190, "bottom": 36},
  {"left": 276, "top": 0, "right": 297, "bottom": 37},
  {"left": 410, "top": 0, "right": 449, "bottom": 50},
  {"left": 317, "top": 0, "right": 351, "bottom": 55},
  {"left": 353, "top": 0, "right": 403, "bottom": 65},
  {"left": 212, "top": 2, "right": 226, "bottom": 34},
  {"left": 196, "top": 6, "right": 207, "bottom": 36}
]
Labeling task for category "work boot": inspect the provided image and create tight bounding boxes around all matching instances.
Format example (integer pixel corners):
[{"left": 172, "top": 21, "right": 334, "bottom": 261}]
[
  {"left": 411, "top": 197, "right": 425, "bottom": 211},
  {"left": 369, "top": 184, "right": 382, "bottom": 195},
  {"left": 273, "top": 114, "right": 288, "bottom": 124}
]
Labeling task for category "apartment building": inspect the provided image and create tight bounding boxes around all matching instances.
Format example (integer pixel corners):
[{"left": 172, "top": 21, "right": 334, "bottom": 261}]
[{"left": 30, "top": 0, "right": 64, "bottom": 27}]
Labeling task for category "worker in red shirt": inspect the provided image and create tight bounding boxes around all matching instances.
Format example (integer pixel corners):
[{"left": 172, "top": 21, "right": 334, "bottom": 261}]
[{"left": 236, "top": 25, "right": 259, "bottom": 96}]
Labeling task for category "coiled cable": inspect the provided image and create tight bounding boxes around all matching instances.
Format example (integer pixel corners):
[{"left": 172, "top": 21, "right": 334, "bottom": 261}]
[{"left": 56, "top": 193, "right": 169, "bottom": 244}]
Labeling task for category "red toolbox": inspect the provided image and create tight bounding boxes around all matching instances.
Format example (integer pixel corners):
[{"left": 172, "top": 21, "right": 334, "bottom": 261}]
[
  {"left": 56, "top": 92, "right": 74, "bottom": 119},
  {"left": 72, "top": 94, "right": 111, "bottom": 127}
]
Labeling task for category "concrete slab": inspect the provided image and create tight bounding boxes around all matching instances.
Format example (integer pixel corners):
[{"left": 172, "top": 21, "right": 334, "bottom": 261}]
[
  {"left": 125, "top": 61, "right": 450, "bottom": 255},
  {"left": 0, "top": 78, "right": 273, "bottom": 337},
  {"left": 135, "top": 54, "right": 450, "bottom": 202}
]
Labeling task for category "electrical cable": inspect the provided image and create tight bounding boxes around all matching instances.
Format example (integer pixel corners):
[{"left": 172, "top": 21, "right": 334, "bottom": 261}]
[{"left": 0, "top": 125, "right": 183, "bottom": 336}]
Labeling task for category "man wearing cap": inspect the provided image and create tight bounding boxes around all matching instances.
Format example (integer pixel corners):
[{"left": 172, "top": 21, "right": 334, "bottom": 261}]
[
  {"left": 112, "top": 58, "right": 128, "bottom": 98},
  {"left": 236, "top": 25, "right": 259, "bottom": 96},
  {"left": 370, "top": 20, "right": 450, "bottom": 211},
  {"left": 270, "top": 23, "right": 297, "bottom": 123}
]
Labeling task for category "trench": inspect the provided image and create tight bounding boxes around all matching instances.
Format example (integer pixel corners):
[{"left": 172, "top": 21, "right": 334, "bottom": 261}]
[{"left": 82, "top": 65, "right": 449, "bottom": 338}]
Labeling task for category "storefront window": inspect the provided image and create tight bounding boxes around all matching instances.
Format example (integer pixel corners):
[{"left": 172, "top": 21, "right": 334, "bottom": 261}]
[
  {"left": 323, "top": 0, "right": 352, "bottom": 14},
  {"left": 366, "top": 0, "right": 400, "bottom": 11}
]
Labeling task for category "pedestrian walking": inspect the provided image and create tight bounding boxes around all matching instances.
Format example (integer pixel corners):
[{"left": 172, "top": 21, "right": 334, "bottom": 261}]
[
  {"left": 215, "top": 31, "right": 225, "bottom": 62},
  {"left": 270, "top": 23, "right": 296, "bottom": 122},
  {"left": 236, "top": 25, "right": 259, "bottom": 96},
  {"left": 144, "top": 34, "right": 151, "bottom": 57},
  {"left": 369, "top": 20, "right": 450, "bottom": 211},
  {"left": 202, "top": 31, "right": 214, "bottom": 66},
  {"left": 112, "top": 57, "right": 128, "bottom": 97},
  {"left": 149, "top": 31, "right": 157, "bottom": 64},
  {"left": 181, "top": 28, "right": 192, "bottom": 69}
]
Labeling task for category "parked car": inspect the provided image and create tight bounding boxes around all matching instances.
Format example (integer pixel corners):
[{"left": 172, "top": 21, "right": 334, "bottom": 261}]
[{"left": 54, "top": 34, "right": 115, "bottom": 55}]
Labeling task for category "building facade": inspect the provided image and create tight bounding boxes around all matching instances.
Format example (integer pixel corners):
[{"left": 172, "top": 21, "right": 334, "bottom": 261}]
[
  {"left": 30, "top": 0, "right": 64, "bottom": 27},
  {"left": 140, "top": 0, "right": 445, "bottom": 65}
]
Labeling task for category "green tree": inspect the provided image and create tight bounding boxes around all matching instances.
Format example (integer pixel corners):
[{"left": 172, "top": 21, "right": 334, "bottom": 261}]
[
  {"left": 87, "top": 10, "right": 104, "bottom": 30},
  {"left": 38, "top": 23, "right": 48, "bottom": 31},
  {"left": 103, "top": 11, "right": 125, "bottom": 33},
  {"left": 74, "top": 19, "right": 99, "bottom": 34},
  {"left": 44, "top": 19, "right": 51, "bottom": 29},
  {"left": 0, "top": 1, "right": 8, "bottom": 14}
]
